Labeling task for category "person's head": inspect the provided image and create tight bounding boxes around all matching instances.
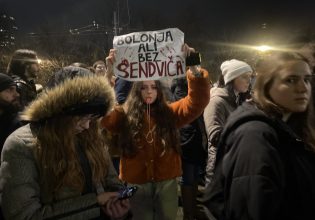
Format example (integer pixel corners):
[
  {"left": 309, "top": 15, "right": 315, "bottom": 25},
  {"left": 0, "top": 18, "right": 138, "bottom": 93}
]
[
  {"left": 23, "top": 75, "right": 114, "bottom": 132},
  {"left": 21, "top": 75, "right": 115, "bottom": 191},
  {"left": 253, "top": 52, "right": 312, "bottom": 115},
  {"left": 289, "top": 33, "right": 315, "bottom": 108},
  {"left": 140, "top": 80, "right": 158, "bottom": 104},
  {"left": 45, "top": 66, "right": 93, "bottom": 89},
  {"left": 0, "top": 73, "right": 21, "bottom": 112},
  {"left": 253, "top": 51, "right": 315, "bottom": 148},
  {"left": 220, "top": 59, "right": 253, "bottom": 93},
  {"left": 93, "top": 60, "right": 107, "bottom": 76},
  {"left": 119, "top": 79, "right": 179, "bottom": 156},
  {"left": 70, "top": 62, "right": 89, "bottom": 69},
  {"left": 7, "top": 49, "right": 39, "bottom": 81},
  {"left": 127, "top": 80, "right": 165, "bottom": 107}
]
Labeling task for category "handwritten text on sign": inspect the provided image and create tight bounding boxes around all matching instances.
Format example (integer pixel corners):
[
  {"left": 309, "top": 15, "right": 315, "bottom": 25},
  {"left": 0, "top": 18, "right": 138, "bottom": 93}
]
[{"left": 113, "top": 28, "right": 185, "bottom": 81}]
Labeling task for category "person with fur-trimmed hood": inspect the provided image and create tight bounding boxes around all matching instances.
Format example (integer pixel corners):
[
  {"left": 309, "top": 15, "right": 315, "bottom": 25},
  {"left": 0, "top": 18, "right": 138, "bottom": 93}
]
[{"left": 0, "top": 75, "right": 131, "bottom": 220}]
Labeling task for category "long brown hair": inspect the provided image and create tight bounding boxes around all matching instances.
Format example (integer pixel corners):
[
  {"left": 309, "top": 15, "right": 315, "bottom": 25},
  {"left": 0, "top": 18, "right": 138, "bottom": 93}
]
[
  {"left": 253, "top": 51, "right": 315, "bottom": 149},
  {"left": 118, "top": 80, "right": 179, "bottom": 156},
  {"left": 34, "top": 116, "right": 110, "bottom": 192}
]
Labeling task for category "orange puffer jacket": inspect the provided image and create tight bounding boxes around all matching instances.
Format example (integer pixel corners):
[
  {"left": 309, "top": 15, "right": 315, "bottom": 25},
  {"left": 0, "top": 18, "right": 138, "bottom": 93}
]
[{"left": 101, "top": 69, "right": 210, "bottom": 184}]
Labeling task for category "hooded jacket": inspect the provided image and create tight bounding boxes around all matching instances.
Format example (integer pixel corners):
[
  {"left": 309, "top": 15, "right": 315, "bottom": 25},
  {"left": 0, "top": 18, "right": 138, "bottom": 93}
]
[
  {"left": 205, "top": 102, "right": 315, "bottom": 220},
  {"left": 21, "top": 75, "right": 114, "bottom": 122},
  {"left": 0, "top": 111, "right": 23, "bottom": 154},
  {"left": 0, "top": 76, "right": 125, "bottom": 220},
  {"left": 202, "top": 85, "right": 239, "bottom": 186},
  {"left": 203, "top": 85, "right": 238, "bottom": 147}
]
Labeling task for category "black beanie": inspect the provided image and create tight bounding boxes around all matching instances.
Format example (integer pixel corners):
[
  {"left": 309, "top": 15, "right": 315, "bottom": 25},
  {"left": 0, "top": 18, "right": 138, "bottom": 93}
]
[{"left": 0, "top": 73, "right": 16, "bottom": 92}]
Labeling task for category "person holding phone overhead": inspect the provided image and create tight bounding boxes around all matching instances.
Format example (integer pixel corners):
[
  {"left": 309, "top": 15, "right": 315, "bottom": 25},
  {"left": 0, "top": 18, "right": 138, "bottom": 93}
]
[{"left": 101, "top": 44, "right": 210, "bottom": 220}]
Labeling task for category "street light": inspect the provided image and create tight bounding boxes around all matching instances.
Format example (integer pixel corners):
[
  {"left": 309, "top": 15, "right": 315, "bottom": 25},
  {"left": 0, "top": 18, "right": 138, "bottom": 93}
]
[{"left": 254, "top": 45, "right": 273, "bottom": 52}]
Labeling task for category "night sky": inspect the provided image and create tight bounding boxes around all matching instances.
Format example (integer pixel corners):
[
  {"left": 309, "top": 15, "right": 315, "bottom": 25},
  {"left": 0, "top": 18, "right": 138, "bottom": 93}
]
[{"left": 1, "top": 0, "right": 315, "bottom": 45}]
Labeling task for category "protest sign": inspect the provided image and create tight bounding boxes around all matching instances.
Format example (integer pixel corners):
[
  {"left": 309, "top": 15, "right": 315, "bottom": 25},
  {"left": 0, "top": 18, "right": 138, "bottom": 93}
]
[{"left": 113, "top": 28, "right": 185, "bottom": 81}]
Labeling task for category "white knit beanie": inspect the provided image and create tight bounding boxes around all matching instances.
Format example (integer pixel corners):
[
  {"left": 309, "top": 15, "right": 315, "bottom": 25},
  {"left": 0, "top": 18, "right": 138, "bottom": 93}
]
[{"left": 220, "top": 59, "right": 252, "bottom": 85}]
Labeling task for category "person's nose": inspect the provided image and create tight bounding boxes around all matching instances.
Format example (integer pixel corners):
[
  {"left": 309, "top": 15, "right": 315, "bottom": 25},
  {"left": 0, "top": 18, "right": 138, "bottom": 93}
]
[
  {"left": 14, "top": 89, "right": 20, "bottom": 97},
  {"left": 81, "top": 120, "right": 90, "bottom": 130},
  {"left": 245, "top": 75, "right": 251, "bottom": 84},
  {"left": 296, "top": 79, "right": 308, "bottom": 93},
  {"left": 147, "top": 87, "right": 153, "bottom": 93}
]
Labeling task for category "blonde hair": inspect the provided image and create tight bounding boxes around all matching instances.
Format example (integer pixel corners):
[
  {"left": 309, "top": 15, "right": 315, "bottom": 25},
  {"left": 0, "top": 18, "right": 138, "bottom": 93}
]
[{"left": 35, "top": 116, "right": 110, "bottom": 192}]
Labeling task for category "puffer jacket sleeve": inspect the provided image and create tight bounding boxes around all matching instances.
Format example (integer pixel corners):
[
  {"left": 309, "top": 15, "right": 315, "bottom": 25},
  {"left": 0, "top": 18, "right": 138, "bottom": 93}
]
[
  {"left": 203, "top": 95, "right": 227, "bottom": 147},
  {"left": 222, "top": 121, "right": 286, "bottom": 220},
  {"left": 170, "top": 69, "right": 210, "bottom": 128},
  {"left": 103, "top": 158, "right": 124, "bottom": 191},
  {"left": 0, "top": 131, "right": 100, "bottom": 220},
  {"left": 101, "top": 105, "right": 126, "bottom": 133}
]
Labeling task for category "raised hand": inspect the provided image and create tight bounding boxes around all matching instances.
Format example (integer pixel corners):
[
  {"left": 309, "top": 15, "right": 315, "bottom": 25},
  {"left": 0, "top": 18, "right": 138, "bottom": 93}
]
[
  {"left": 105, "top": 49, "right": 117, "bottom": 78},
  {"left": 181, "top": 43, "right": 195, "bottom": 58}
]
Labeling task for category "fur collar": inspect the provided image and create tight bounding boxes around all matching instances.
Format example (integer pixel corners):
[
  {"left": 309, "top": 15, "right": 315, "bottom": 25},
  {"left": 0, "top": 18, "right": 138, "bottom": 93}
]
[{"left": 21, "top": 76, "right": 115, "bottom": 122}]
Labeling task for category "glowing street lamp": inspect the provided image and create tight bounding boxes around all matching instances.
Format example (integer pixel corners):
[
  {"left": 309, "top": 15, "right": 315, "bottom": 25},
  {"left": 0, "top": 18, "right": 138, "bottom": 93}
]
[{"left": 254, "top": 45, "right": 273, "bottom": 52}]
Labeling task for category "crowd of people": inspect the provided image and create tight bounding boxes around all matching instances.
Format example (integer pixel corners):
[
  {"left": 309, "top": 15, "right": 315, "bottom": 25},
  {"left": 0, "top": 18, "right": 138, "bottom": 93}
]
[{"left": 0, "top": 32, "right": 314, "bottom": 220}]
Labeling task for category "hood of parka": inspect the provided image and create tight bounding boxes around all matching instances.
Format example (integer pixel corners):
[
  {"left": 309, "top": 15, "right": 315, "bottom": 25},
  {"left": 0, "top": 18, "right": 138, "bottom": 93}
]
[{"left": 21, "top": 76, "right": 115, "bottom": 122}]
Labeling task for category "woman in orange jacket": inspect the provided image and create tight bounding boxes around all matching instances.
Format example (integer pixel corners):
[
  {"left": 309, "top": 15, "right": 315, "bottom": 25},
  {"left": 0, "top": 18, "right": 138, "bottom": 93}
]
[{"left": 101, "top": 44, "right": 210, "bottom": 220}]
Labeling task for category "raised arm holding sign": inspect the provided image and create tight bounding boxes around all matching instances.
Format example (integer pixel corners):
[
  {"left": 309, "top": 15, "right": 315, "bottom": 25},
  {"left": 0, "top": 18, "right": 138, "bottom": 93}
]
[{"left": 101, "top": 28, "right": 210, "bottom": 220}]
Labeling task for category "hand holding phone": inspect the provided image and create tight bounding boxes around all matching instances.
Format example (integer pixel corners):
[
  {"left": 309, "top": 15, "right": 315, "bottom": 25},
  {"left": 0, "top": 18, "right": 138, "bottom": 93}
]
[
  {"left": 118, "top": 186, "right": 138, "bottom": 200},
  {"left": 186, "top": 52, "right": 201, "bottom": 66},
  {"left": 97, "top": 192, "right": 120, "bottom": 206}
]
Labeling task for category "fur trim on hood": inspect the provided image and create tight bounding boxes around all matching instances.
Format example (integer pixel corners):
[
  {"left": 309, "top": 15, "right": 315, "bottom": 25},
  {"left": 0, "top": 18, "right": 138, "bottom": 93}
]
[{"left": 21, "top": 76, "right": 115, "bottom": 122}]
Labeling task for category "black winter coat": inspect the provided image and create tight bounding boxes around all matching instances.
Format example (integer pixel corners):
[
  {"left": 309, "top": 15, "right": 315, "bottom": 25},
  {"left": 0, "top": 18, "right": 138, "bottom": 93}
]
[
  {"left": 171, "top": 77, "right": 207, "bottom": 164},
  {"left": 204, "top": 102, "right": 315, "bottom": 220},
  {"left": 0, "top": 112, "right": 22, "bottom": 153}
]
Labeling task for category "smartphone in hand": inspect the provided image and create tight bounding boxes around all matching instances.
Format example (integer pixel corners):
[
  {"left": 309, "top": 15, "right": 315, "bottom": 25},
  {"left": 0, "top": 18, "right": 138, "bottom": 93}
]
[
  {"left": 118, "top": 186, "right": 138, "bottom": 200},
  {"left": 186, "top": 52, "right": 201, "bottom": 66}
]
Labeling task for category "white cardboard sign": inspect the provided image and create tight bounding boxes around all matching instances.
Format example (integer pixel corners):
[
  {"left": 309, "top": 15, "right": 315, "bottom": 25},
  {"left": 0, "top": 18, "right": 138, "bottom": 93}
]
[{"left": 113, "top": 28, "right": 185, "bottom": 81}]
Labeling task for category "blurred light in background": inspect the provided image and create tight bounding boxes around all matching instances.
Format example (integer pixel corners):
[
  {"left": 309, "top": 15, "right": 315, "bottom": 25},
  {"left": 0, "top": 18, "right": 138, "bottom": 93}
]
[{"left": 254, "top": 45, "right": 273, "bottom": 52}]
